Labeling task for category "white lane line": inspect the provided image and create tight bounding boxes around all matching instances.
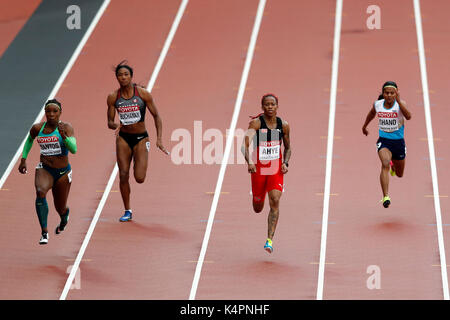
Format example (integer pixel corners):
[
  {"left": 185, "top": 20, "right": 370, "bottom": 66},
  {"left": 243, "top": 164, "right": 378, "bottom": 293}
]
[
  {"left": 188, "top": 0, "right": 267, "bottom": 300},
  {"left": 0, "top": 0, "right": 111, "bottom": 190},
  {"left": 316, "top": 0, "right": 343, "bottom": 301},
  {"left": 413, "top": 0, "right": 449, "bottom": 300},
  {"left": 59, "top": 0, "right": 189, "bottom": 300}
]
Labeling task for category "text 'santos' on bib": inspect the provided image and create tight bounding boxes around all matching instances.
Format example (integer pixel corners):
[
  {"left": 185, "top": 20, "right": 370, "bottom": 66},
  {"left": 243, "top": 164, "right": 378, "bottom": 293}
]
[
  {"left": 37, "top": 136, "right": 62, "bottom": 156},
  {"left": 118, "top": 105, "right": 141, "bottom": 125}
]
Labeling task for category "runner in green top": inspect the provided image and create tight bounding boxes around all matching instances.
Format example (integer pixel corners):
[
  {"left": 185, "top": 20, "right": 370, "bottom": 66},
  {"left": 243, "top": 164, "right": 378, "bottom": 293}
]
[{"left": 18, "top": 99, "right": 77, "bottom": 245}]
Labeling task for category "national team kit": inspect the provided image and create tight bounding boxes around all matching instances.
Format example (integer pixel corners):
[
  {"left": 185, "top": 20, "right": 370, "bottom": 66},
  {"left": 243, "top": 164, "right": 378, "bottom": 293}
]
[
  {"left": 251, "top": 115, "right": 285, "bottom": 203},
  {"left": 374, "top": 99, "right": 406, "bottom": 160},
  {"left": 115, "top": 84, "right": 149, "bottom": 150}
]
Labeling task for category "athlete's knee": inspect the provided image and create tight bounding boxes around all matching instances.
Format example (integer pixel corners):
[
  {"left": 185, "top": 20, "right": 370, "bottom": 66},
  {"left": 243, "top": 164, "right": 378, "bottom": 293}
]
[
  {"left": 119, "top": 170, "right": 130, "bottom": 182},
  {"left": 269, "top": 196, "right": 280, "bottom": 209},
  {"left": 252, "top": 201, "right": 264, "bottom": 213},
  {"left": 253, "top": 206, "right": 263, "bottom": 213},
  {"left": 269, "top": 194, "right": 281, "bottom": 208},
  {"left": 381, "top": 160, "right": 390, "bottom": 169},
  {"left": 135, "top": 175, "right": 146, "bottom": 184}
]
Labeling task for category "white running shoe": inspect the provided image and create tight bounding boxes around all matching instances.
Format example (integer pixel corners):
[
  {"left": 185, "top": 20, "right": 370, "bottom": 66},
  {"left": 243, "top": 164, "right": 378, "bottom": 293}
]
[{"left": 39, "top": 233, "right": 48, "bottom": 245}]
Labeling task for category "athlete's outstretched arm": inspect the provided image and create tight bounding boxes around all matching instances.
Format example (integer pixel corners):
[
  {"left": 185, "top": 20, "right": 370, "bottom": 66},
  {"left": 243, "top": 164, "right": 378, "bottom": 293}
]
[
  {"left": 107, "top": 92, "right": 119, "bottom": 130},
  {"left": 140, "top": 88, "right": 169, "bottom": 155},
  {"left": 281, "top": 121, "right": 291, "bottom": 174},
  {"left": 362, "top": 105, "right": 376, "bottom": 136}
]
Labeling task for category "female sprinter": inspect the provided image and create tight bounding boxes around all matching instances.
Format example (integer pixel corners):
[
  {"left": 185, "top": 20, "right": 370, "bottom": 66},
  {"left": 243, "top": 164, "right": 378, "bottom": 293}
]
[
  {"left": 107, "top": 61, "right": 169, "bottom": 222},
  {"left": 362, "top": 81, "right": 412, "bottom": 208},
  {"left": 243, "top": 93, "right": 291, "bottom": 253},
  {"left": 18, "top": 99, "right": 77, "bottom": 244}
]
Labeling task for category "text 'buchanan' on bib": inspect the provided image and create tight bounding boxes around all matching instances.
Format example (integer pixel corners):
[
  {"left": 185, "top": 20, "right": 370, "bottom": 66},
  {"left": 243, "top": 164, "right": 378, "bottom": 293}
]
[{"left": 118, "top": 105, "right": 141, "bottom": 125}]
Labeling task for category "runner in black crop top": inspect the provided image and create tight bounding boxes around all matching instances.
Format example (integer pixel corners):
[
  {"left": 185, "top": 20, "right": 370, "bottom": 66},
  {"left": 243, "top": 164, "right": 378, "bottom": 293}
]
[{"left": 107, "top": 61, "right": 169, "bottom": 222}]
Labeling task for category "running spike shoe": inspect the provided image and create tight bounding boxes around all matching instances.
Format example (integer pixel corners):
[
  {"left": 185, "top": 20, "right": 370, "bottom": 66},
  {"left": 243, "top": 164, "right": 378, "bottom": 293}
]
[
  {"left": 264, "top": 238, "right": 273, "bottom": 253},
  {"left": 39, "top": 232, "right": 49, "bottom": 245},
  {"left": 390, "top": 161, "right": 396, "bottom": 177},
  {"left": 119, "top": 210, "right": 132, "bottom": 222},
  {"left": 382, "top": 195, "right": 391, "bottom": 208}
]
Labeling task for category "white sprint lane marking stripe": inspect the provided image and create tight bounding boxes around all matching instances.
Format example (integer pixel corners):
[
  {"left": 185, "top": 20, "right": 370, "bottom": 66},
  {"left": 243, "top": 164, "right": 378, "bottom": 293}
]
[{"left": 316, "top": 0, "right": 343, "bottom": 301}]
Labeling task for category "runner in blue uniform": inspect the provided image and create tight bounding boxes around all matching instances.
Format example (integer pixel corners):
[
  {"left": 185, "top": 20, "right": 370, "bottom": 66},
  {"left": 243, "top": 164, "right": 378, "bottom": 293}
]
[
  {"left": 18, "top": 99, "right": 77, "bottom": 244},
  {"left": 362, "top": 81, "right": 412, "bottom": 208},
  {"left": 107, "top": 61, "right": 169, "bottom": 222}
]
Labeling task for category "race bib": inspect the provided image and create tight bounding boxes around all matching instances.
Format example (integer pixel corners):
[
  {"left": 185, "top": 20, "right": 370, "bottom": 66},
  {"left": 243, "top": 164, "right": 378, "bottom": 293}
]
[
  {"left": 37, "top": 136, "right": 62, "bottom": 156},
  {"left": 118, "top": 105, "right": 141, "bottom": 125},
  {"left": 259, "top": 141, "right": 280, "bottom": 161},
  {"left": 378, "top": 111, "right": 399, "bottom": 132}
]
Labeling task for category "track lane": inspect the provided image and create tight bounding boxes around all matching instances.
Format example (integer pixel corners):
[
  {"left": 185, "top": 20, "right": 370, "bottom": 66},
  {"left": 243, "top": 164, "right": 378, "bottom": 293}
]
[
  {"left": 323, "top": 0, "right": 443, "bottom": 299},
  {"left": 421, "top": 0, "right": 450, "bottom": 297},
  {"left": 66, "top": 0, "right": 261, "bottom": 300},
  {"left": 0, "top": 0, "right": 179, "bottom": 299},
  {"left": 195, "top": 0, "right": 336, "bottom": 299}
]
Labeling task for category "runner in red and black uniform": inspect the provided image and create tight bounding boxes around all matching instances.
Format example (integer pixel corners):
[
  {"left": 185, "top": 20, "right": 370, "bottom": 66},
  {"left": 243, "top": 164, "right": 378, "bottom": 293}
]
[
  {"left": 243, "top": 93, "right": 291, "bottom": 253},
  {"left": 107, "top": 61, "right": 169, "bottom": 222}
]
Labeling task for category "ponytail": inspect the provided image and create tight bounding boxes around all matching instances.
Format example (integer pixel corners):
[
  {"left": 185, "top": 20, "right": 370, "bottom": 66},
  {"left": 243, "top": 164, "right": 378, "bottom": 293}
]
[{"left": 249, "top": 112, "right": 263, "bottom": 120}]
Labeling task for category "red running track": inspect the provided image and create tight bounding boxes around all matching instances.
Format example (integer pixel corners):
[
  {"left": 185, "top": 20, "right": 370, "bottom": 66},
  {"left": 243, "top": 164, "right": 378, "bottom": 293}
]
[
  {"left": 322, "top": 0, "right": 444, "bottom": 299},
  {"left": 1, "top": 0, "right": 449, "bottom": 300},
  {"left": 422, "top": 0, "right": 450, "bottom": 294}
]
